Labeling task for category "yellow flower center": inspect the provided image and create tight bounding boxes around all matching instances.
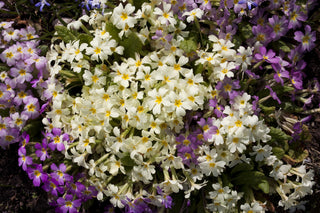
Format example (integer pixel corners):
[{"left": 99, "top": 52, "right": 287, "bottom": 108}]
[{"left": 121, "top": 12, "right": 128, "bottom": 20}]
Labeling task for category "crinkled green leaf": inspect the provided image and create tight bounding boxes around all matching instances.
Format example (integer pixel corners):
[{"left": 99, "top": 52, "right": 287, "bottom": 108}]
[
  {"left": 121, "top": 153, "right": 136, "bottom": 167},
  {"left": 59, "top": 70, "right": 78, "bottom": 78},
  {"left": 105, "top": 22, "right": 121, "bottom": 43},
  {"left": 239, "top": 22, "right": 252, "bottom": 40},
  {"left": 22, "top": 121, "right": 42, "bottom": 138},
  {"left": 0, "top": 65, "right": 9, "bottom": 71},
  {"left": 78, "top": 33, "right": 93, "bottom": 44},
  {"left": 180, "top": 38, "right": 197, "bottom": 54},
  {"left": 38, "top": 45, "right": 49, "bottom": 56},
  {"left": 230, "top": 163, "right": 253, "bottom": 175},
  {"left": 259, "top": 104, "right": 275, "bottom": 114},
  {"left": 121, "top": 33, "right": 143, "bottom": 58},
  {"left": 55, "top": 25, "right": 76, "bottom": 43},
  {"left": 232, "top": 171, "right": 269, "bottom": 194},
  {"left": 272, "top": 147, "right": 285, "bottom": 159},
  {"left": 278, "top": 40, "right": 292, "bottom": 52},
  {"left": 258, "top": 179, "right": 270, "bottom": 194},
  {"left": 283, "top": 102, "right": 303, "bottom": 113},
  {"left": 132, "top": 0, "right": 145, "bottom": 10},
  {"left": 287, "top": 148, "right": 309, "bottom": 163},
  {"left": 0, "top": 108, "right": 9, "bottom": 117},
  {"left": 273, "top": 85, "right": 295, "bottom": 94},
  {"left": 269, "top": 127, "right": 292, "bottom": 143}
]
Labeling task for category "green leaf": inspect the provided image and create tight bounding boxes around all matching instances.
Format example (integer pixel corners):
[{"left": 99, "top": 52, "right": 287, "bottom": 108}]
[
  {"left": 105, "top": 22, "right": 121, "bottom": 43},
  {"left": 78, "top": 33, "right": 93, "bottom": 44},
  {"left": 271, "top": 40, "right": 294, "bottom": 53},
  {"left": 121, "top": 33, "right": 143, "bottom": 58},
  {"left": 180, "top": 38, "right": 197, "bottom": 54},
  {"left": 287, "top": 147, "right": 309, "bottom": 163},
  {"left": 283, "top": 102, "right": 303, "bottom": 113},
  {"left": 259, "top": 104, "right": 275, "bottom": 114},
  {"left": 120, "top": 153, "right": 136, "bottom": 167},
  {"left": 269, "top": 127, "right": 292, "bottom": 143},
  {"left": 258, "top": 179, "right": 270, "bottom": 194},
  {"left": 273, "top": 85, "right": 295, "bottom": 94},
  {"left": 22, "top": 121, "right": 42, "bottom": 138},
  {"left": 232, "top": 171, "right": 270, "bottom": 194},
  {"left": 0, "top": 108, "right": 9, "bottom": 117},
  {"left": 0, "top": 65, "right": 9, "bottom": 72},
  {"left": 38, "top": 45, "right": 49, "bottom": 56},
  {"left": 230, "top": 163, "right": 253, "bottom": 175},
  {"left": 278, "top": 40, "right": 292, "bottom": 52},
  {"left": 59, "top": 70, "right": 78, "bottom": 78},
  {"left": 272, "top": 147, "right": 285, "bottom": 159},
  {"left": 54, "top": 25, "right": 76, "bottom": 43},
  {"left": 239, "top": 22, "right": 252, "bottom": 40},
  {"left": 132, "top": 0, "right": 145, "bottom": 10}
]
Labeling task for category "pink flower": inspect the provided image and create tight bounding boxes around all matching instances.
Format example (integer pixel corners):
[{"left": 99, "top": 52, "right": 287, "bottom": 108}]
[
  {"left": 294, "top": 25, "right": 316, "bottom": 52},
  {"left": 255, "top": 46, "right": 279, "bottom": 64},
  {"left": 27, "top": 164, "right": 48, "bottom": 187}
]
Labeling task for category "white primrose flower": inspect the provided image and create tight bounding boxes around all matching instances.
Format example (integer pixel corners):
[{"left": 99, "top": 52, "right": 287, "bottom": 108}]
[
  {"left": 71, "top": 59, "right": 90, "bottom": 73},
  {"left": 278, "top": 194, "right": 299, "bottom": 210},
  {"left": 182, "top": 8, "right": 204, "bottom": 23},
  {"left": 151, "top": 67, "right": 178, "bottom": 90},
  {"left": 211, "top": 36, "right": 237, "bottom": 58},
  {"left": 250, "top": 144, "right": 272, "bottom": 161},
  {"left": 198, "top": 148, "right": 226, "bottom": 177},
  {"left": 213, "top": 61, "right": 236, "bottom": 81},
  {"left": 107, "top": 155, "right": 126, "bottom": 176},
  {"left": 166, "top": 54, "right": 190, "bottom": 76},
  {"left": 153, "top": 2, "right": 177, "bottom": 26},
  {"left": 145, "top": 87, "right": 171, "bottom": 115},
  {"left": 111, "top": 3, "right": 137, "bottom": 30},
  {"left": 164, "top": 38, "right": 184, "bottom": 57},
  {"left": 106, "top": 127, "right": 125, "bottom": 153},
  {"left": 240, "top": 201, "right": 266, "bottom": 213},
  {"left": 208, "top": 119, "right": 225, "bottom": 145},
  {"left": 131, "top": 164, "right": 155, "bottom": 184},
  {"left": 187, "top": 164, "right": 204, "bottom": 182},
  {"left": 126, "top": 53, "right": 150, "bottom": 73},
  {"left": 70, "top": 147, "right": 89, "bottom": 169},
  {"left": 206, "top": 194, "right": 228, "bottom": 212},
  {"left": 236, "top": 46, "right": 253, "bottom": 71},
  {"left": 158, "top": 152, "right": 185, "bottom": 170},
  {"left": 196, "top": 51, "right": 221, "bottom": 67},
  {"left": 160, "top": 179, "right": 183, "bottom": 193},
  {"left": 180, "top": 71, "right": 204, "bottom": 94},
  {"left": 226, "top": 131, "right": 250, "bottom": 153},
  {"left": 111, "top": 62, "right": 134, "bottom": 88},
  {"left": 137, "top": 27, "right": 150, "bottom": 44},
  {"left": 199, "top": 157, "right": 226, "bottom": 177},
  {"left": 76, "top": 135, "right": 95, "bottom": 154},
  {"left": 106, "top": 184, "right": 126, "bottom": 208},
  {"left": 61, "top": 40, "right": 88, "bottom": 62},
  {"left": 270, "top": 160, "right": 291, "bottom": 180},
  {"left": 166, "top": 90, "right": 193, "bottom": 117},
  {"left": 86, "top": 36, "right": 115, "bottom": 61},
  {"left": 83, "top": 67, "right": 106, "bottom": 86},
  {"left": 209, "top": 183, "right": 231, "bottom": 200},
  {"left": 233, "top": 92, "right": 251, "bottom": 111}
]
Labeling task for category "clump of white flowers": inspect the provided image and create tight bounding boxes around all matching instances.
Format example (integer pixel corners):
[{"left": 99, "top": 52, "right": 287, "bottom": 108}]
[{"left": 40, "top": 1, "right": 314, "bottom": 212}]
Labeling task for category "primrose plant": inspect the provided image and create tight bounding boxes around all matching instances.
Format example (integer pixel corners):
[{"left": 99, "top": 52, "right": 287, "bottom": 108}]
[
  {"left": 16, "top": 0, "right": 318, "bottom": 212},
  {"left": 0, "top": 21, "right": 49, "bottom": 148}
]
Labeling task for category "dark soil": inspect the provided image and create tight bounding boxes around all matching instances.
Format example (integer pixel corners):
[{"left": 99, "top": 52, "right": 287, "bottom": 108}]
[{"left": 0, "top": 143, "right": 54, "bottom": 213}]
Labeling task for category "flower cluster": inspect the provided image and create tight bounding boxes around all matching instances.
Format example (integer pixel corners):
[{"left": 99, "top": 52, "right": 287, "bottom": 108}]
[
  {"left": 0, "top": 21, "right": 48, "bottom": 148},
  {"left": 11, "top": 0, "right": 319, "bottom": 212}
]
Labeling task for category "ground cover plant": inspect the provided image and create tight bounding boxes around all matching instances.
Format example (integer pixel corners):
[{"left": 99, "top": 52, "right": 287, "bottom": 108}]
[{"left": 0, "top": 0, "right": 319, "bottom": 212}]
